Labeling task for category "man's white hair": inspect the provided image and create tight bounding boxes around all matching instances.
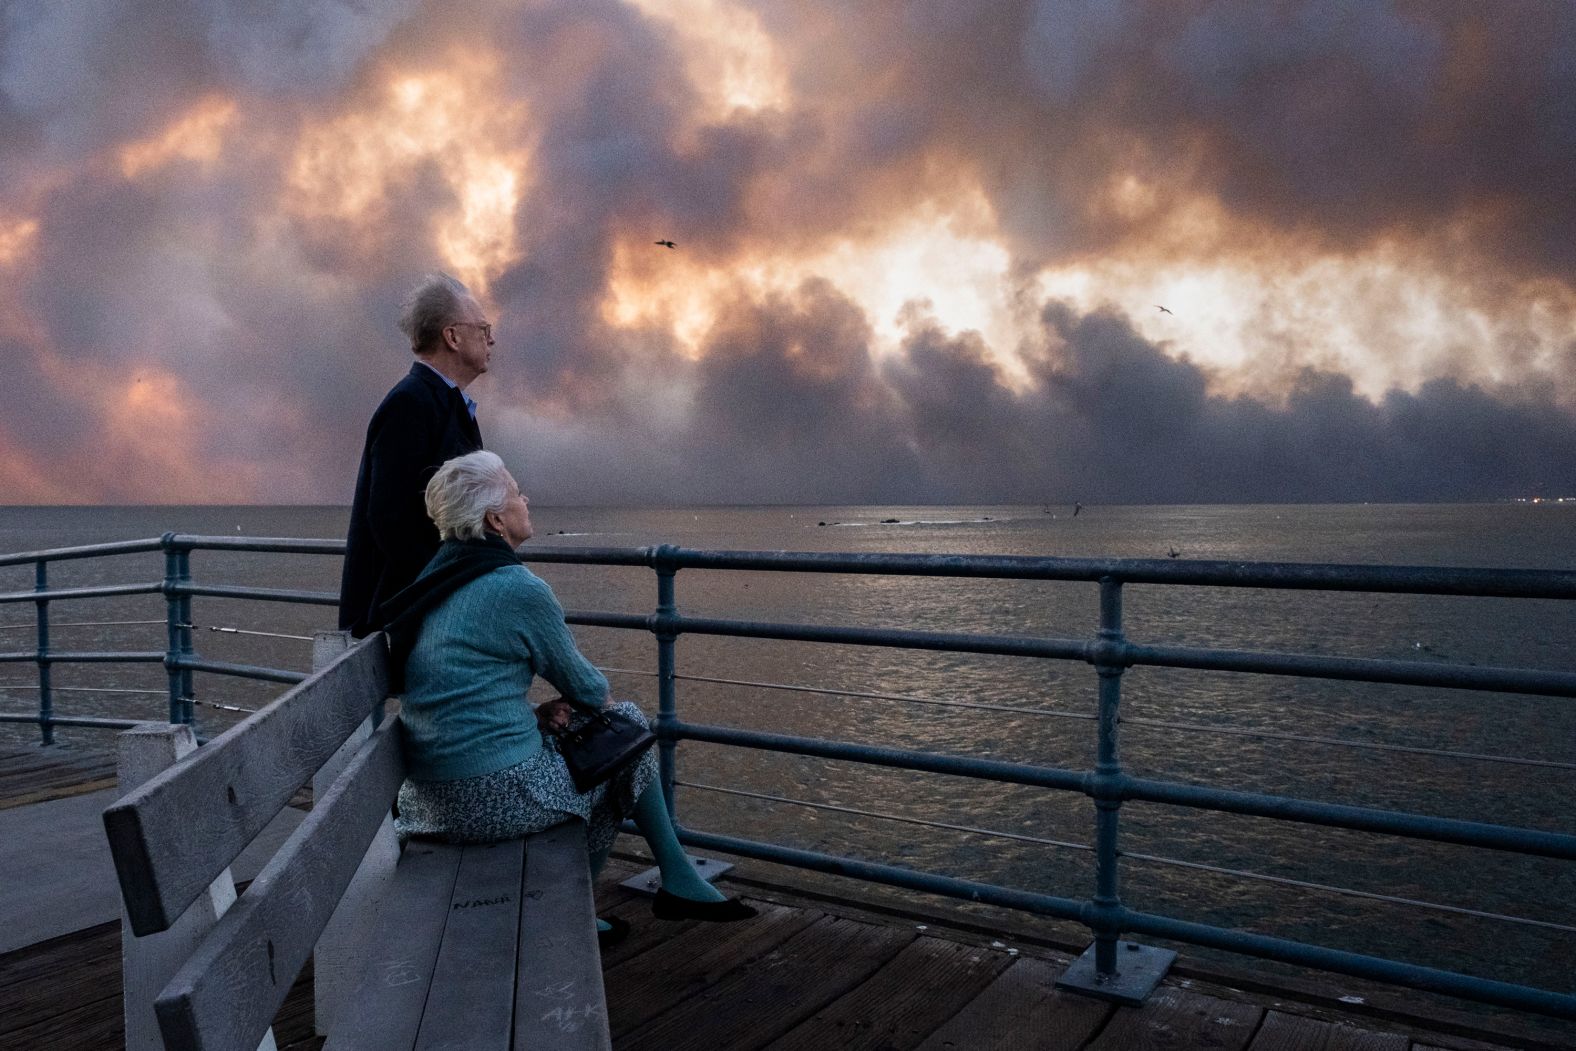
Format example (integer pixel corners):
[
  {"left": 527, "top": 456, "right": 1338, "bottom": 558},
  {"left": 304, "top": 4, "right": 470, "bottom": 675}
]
[
  {"left": 425, "top": 451, "right": 513, "bottom": 541},
  {"left": 398, "top": 272, "right": 473, "bottom": 355}
]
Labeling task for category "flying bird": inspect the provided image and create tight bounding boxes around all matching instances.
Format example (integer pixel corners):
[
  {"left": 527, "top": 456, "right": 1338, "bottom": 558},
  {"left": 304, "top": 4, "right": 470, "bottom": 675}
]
[
  {"left": 1168, "top": 547, "right": 1180, "bottom": 558},
  {"left": 1073, "top": 502, "right": 1083, "bottom": 517},
  {"left": 1156, "top": 305, "right": 1173, "bottom": 315},
  {"left": 655, "top": 240, "right": 676, "bottom": 249}
]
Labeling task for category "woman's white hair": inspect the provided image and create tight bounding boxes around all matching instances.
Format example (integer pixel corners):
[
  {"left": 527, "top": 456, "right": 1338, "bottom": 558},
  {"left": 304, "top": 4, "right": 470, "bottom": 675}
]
[{"left": 425, "top": 451, "right": 513, "bottom": 541}]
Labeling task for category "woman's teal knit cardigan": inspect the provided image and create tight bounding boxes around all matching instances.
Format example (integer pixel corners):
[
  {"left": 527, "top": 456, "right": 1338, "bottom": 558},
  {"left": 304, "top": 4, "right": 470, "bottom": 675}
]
[{"left": 399, "top": 563, "right": 608, "bottom": 782}]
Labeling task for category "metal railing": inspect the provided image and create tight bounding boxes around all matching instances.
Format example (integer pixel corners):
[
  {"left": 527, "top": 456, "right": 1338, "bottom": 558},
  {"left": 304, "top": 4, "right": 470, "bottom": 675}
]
[
  {"left": 1, "top": 534, "right": 1573, "bottom": 1020},
  {"left": 0, "top": 534, "right": 336, "bottom": 740}
]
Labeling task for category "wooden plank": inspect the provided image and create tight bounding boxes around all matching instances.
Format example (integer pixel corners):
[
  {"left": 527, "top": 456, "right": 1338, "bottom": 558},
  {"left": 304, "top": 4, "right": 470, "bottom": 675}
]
[
  {"left": 152, "top": 716, "right": 405, "bottom": 1051},
  {"left": 103, "top": 635, "right": 389, "bottom": 935},
  {"left": 913, "top": 955, "right": 1113, "bottom": 1051},
  {"left": 1084, "top": 984, "right": 1262, "bottom": 1051},
  {"left": 0, "top": 989, "right": 126, "bottom": 1049},
  {"left": 0, "top": 774, "right": 117, "bottom": 809},
  {"left": 617, "top": 915, "right": 915, "bottom": 1051},
  {"left": 763, "top": 934, "right": 1012, "bottom": 1051},
  {"left": 322, "top": 842, "right": 463, "bottom": 1051},
  {"left": 410, "top": 840, "right": 527, "bottom": 1051},
  {"left": 595, "top": 896, "right": 698, "bottom": 969},
  {"left": 603, "top": 901, "right": 819, "bottom": 1035},
  {"left": 1248, "top": 1009, "right": 1408, "bottom": 1051},
  {"left": 513, "top": 822, "right": 611, "bottom": 1050},
  {"left": 0, "top": 919, "right": 120, "bottom": 993},
  {"left": 1, "top": 927, "right": 121, "bottom": 1033}
]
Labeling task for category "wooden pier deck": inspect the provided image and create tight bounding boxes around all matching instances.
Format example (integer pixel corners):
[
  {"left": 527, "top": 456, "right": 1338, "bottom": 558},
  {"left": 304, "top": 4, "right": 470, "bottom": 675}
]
[{"left": 0, "top": 747, "right": 1563, "bottom": 1051}]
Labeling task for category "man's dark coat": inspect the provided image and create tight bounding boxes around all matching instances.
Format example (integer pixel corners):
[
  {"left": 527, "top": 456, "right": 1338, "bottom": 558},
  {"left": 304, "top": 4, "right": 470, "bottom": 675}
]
[{"left": 339, "top": 362, "right": 484, "bottom": 637}]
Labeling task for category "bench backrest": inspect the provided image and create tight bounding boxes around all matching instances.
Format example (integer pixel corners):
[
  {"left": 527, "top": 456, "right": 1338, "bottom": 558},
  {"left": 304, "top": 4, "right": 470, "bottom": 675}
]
[{"left": 103, "top": 633, "right": 400, "bottom": 1051}]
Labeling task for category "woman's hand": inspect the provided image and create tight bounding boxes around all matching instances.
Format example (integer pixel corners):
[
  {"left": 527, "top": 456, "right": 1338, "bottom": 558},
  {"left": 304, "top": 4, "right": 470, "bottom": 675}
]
[{"left": 534, "top": 698, "right": 573, "bottom": 734}]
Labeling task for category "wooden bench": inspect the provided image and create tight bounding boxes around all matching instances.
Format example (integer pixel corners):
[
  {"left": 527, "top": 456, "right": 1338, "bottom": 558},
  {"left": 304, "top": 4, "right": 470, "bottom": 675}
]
[{"left": 102, "top": 633, "right": 612, "bottom": 1051}]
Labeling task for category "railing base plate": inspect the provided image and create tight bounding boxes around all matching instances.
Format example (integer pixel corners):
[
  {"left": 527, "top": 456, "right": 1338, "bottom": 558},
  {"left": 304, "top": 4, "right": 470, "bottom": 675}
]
[
  {"left": 619, "top": 856, "right": 734, "bottom": 894},
  {"left": 1056, "top": 941, "right": 1177, "bottom": 1005}
]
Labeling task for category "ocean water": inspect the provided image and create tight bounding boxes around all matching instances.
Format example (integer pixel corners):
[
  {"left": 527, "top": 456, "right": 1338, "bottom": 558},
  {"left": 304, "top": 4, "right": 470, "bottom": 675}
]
[{"left": 1, "top": 502, "right": 1573, "bottom": 1004}]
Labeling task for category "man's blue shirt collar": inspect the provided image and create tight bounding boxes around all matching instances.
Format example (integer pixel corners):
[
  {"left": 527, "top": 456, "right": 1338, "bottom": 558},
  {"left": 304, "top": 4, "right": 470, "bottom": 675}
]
[{"left": 417, "top": 360, "right": 478, "bottom": 420}]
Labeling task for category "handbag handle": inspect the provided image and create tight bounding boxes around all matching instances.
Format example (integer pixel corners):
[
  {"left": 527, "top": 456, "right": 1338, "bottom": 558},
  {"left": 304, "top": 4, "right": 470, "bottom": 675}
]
[{"left": 556, "top": 707, "right": 614, "bottom": 745}]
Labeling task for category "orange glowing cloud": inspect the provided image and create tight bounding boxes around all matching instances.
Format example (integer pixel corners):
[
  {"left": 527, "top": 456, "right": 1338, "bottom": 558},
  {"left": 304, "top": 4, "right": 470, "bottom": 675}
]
[
  {"left": 1032, "top": 188, "right": 1576, "bottom": 405},
  {"left": 602, "top": 183, "right": 1032, "bottom": 380},
  {"left": 0, "top": 217, "right": 39, "bottom": 270},
  {"left": 286, "top": 58, "right": 531, "bottom": 293},
  {"left": 118, "top": 97, "right": 239, "bottom": 180},
  {"left": 23, "top": 355, "right": 268, "bottom": 504},
  {"left": 0, "top": 427, "right": 71, "bottom": 503},
  {"left": 623, "top": 0, "right": 791, "bottom": 118}
]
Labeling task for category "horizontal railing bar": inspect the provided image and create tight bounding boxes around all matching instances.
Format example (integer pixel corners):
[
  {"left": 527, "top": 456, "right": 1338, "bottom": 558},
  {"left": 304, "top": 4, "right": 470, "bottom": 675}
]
[
  {"left": 0, "top": 650, "right": 165, "bottom": 664},
  {"left": 602, "top": 666, "right": 1096, "bottom": 722},
  {"left": 165, "top": 583, "right": 339, "bottom": 605},
  {"left": 676, "top": 779, "right": 1094, "bottom": 852},
  {"left": 1123, "top": 715, "right": 1576, "bottom": 771},
  {"left": 167, "top": 657, "right": 308, "bottom": 685},
  {"left": 638, "top": 667, "right": 1571, "bottom": 768},
  {"left": 0, "top": 712, "right": 144, "bottom": 729},
  {"left": 1120, "top": 907, "right": 1576, "bottom": 1020},
  {"left": 575, "top": 609, "right": 1576, "bottom": 698},
  {"left": 0, "top": 619, "right": 166, "bottom": 631},
  {"left": 674, "top": 825, "right": 1088, "bottom": 922},
  {"left": 567, "top": 611, "right": 662, "bottom": 631},
  {"left": 1119, "top": 775, "right": 1576, "bottom": 859},
  {"left": 1127, "top": 642, "right": 1576, "bottom": 697},
  {"left": 0, "top": 583, "right": 164, "bottom": 604},
  {"left": 680, "top": 780, "right": 1576, "bottom": 933},
  {"left": 673, "top": 826, "right": 1576, "bottom": 1020},
  {"left": 162, "top": 535, "right": 347, "bottom": 555},
  {"left": 599, "top": 611, "right": 1093, "bottom": 659},
  {"left": 184, "top": 623, "right": 314, "bottom": 642},
  {"left": 1119, "top": 851, "right": 1576, "bottom": 933},
  {"left": 664, "top": 665, "right": 1572, "bottom": 767},
  {"left": 523, "top": 544, "right": 1576, "bottom": 599},
  {"left": 0, "top": 685, "right": 167, "bottom": 695},
  {"left": 671, "top": 719, "right": 1089, "bottom": 792},
  {"left": 0, "top": 537, "right": 166, "bottom": 567},
  {"left": 190, "top": 697, "right": 259, "bottom": 714},
  {"left": 671, "top": 721, "right": 1576, "bottom": 859}
]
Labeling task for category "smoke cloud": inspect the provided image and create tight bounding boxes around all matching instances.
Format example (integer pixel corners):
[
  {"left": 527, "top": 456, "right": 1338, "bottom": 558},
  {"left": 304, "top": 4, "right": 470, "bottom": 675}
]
[{"left": 0, "top": 0, "right": 1572, "bottom": 505}]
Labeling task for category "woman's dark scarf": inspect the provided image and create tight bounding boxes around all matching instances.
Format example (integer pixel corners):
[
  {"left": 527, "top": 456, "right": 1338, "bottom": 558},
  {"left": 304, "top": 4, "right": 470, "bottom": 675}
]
[{"left": 377, "top": 534, "right": 521, "bottom": 692}]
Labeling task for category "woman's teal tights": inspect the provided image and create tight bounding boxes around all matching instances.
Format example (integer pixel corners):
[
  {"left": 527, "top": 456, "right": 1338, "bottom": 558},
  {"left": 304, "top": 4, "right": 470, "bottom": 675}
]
[{"left": 591, "top": 782, "right": 724, "bottom": 928}]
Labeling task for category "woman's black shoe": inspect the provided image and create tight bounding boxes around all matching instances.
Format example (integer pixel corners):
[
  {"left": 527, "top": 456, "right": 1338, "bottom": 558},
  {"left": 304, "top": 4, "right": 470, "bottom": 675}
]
[
  {"left": 652, "top": 888, "right": 758, "bottom": 922},
  {"left": 597, "top": 916, "right": 631, "bottom": 950}
]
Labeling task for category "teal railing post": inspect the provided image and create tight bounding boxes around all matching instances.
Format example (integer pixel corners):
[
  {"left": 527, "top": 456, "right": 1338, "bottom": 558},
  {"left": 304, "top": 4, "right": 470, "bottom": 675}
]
[
  {"left": 162, "top": 533, "right": 195, "bottom": 724},
  {"left": 34, "top": 559, "right": 53, "bottom": 745},
  {"left": 1092, "top": 578, "right": 1125, "bottom": 975},
  {"left": 1057, "top": 576, "right": 1176, "bottom": 1003},
  {"left": 652, "top": 544, "right": 681, "bottom": 822}
]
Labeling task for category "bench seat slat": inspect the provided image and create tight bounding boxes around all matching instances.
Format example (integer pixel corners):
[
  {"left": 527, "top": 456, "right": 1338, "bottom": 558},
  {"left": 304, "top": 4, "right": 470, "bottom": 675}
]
[
  {"left": 153, "top": 714, "right": 405, "bottom": 1051},
  {"left": 323, "top": 842, "right": 464, "bottom": 1051},
  {"left": 104, "top": 635, "right": 391, "bottom": 935},
  {"left": 412, "top": 840, "right": 528, "bottom": 1051},
  {"left": 514, "top": 821, "right": 611, "bottom": 1050}
]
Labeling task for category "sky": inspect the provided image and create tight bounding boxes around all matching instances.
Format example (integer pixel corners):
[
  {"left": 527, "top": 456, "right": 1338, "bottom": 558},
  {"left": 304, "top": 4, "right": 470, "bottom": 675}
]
[{"left": 1, "top": 0, "right": 1574, "bottom": 506}]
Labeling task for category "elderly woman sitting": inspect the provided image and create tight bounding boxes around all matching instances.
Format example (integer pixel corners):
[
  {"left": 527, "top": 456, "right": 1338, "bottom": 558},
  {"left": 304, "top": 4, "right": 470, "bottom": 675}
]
[{"left": 378, "top": 450, "right": 754, "bottom": 939}]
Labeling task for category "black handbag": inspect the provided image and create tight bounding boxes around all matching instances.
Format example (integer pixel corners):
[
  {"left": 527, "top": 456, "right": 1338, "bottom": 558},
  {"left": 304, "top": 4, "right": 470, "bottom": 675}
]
[{"left": 554, "top": 706, "right": 657, "bottom": 793}]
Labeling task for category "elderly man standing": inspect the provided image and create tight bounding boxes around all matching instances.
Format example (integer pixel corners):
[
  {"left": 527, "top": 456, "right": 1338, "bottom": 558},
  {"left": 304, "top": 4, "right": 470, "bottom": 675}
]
[{"left": 339, "top": 273, "right": 494, "bottom": 637}]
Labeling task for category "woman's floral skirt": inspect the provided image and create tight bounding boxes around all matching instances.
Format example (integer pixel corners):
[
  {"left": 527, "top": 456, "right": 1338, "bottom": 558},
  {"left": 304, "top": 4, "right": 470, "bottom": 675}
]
[{"left": 395, "top": 700, "right": 657, "bottom": 856}]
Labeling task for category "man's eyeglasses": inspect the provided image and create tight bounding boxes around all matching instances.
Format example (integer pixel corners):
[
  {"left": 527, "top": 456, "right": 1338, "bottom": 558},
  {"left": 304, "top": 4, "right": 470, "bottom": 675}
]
[{"left": 448, "top": 321, "right": 493, "bottom": 341}]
